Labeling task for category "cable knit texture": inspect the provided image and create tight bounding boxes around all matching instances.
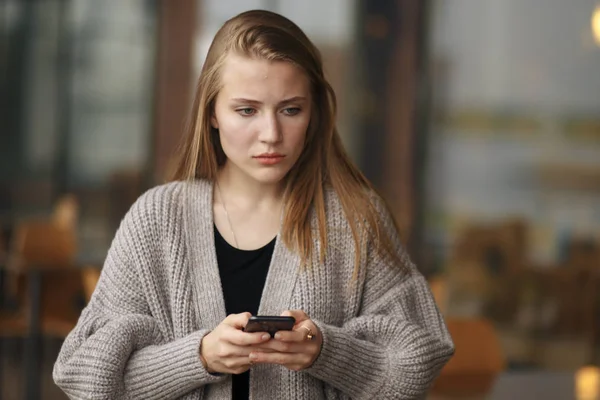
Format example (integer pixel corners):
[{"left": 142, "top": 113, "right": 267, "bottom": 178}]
[{"left": 53, "top": 179, "right": 454, "bottom": 399}]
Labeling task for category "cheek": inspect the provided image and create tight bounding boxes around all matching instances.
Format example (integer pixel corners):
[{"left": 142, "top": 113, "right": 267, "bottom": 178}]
[
  {"left": 218, "top": 118, "right": 253, "bottom": 150},
  {"left": 219, "top": 132, "right": 250, "bottom": 159},
  {"left": 286, "top": 119, "right": 309, "bottom": 149}
]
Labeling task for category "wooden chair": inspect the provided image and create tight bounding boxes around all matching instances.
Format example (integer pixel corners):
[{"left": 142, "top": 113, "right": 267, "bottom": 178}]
[
  {"left": 0, "top": 219, "right": 80, "bottom": 334},
  {"left": 432, "top": 317, "right": 506, "bottom": 397},
  {"left": 81, "top": 266, "right": 101, "bottom": 303},
  {"left": 447, "top": 219, "right": 528, "bottom": 323},
  {"left": 52, "top": 193, "right": 79, "bottom": 232},
  {"left": 428, "top": 274, "right": 449, "bottom": 315},
  {"left": 0, "top": 219, "right": 85, "bottom": 399}
]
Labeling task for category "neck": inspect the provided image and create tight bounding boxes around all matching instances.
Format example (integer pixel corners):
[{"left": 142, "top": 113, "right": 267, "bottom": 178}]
[{"left": 216, "top": 164, "right": 285, "bottom": 211}]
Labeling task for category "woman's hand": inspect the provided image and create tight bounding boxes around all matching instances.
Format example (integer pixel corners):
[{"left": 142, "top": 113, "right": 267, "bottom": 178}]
[
  {"left": 200, "top": 312, "right": 271, "bottom": 374},
  {"left": 249, "top": 310, "right": 323, "bottom": 371}
]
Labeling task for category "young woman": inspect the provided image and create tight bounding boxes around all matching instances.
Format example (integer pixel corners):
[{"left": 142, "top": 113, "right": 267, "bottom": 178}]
[{"left": 54, "top": 9, "right": 454, "bottom": 400}]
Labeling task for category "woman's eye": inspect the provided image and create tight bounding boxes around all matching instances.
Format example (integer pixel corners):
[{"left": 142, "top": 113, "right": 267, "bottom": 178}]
[
  {"left": 237, "top": 108, "right": 256, "bottom": 116},
  {"left": 283, "top": 107, "right": 301, "bottom": 116}
]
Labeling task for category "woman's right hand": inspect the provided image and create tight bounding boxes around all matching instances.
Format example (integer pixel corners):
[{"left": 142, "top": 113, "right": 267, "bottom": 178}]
[{"left": 200, "top": 312, "right": 271, "bottom": 374}]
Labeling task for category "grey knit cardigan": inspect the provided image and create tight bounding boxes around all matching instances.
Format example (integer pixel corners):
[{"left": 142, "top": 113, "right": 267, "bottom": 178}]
[{"left": 53, "top": 179, "right": 454, "bottom": 399}]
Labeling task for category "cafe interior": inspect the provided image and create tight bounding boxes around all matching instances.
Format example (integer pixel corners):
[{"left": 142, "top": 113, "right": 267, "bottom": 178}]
[{"left": 1, "top": 0, "right": 600, "bottom": 399}]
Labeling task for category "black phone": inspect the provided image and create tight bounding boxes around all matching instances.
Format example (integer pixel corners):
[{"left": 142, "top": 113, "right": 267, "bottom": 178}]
[{"left": 243, "top": 316, "right": 296, "bottom": 337}]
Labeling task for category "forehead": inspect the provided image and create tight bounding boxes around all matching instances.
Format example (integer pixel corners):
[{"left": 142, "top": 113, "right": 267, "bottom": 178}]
[{"left": 218, "top": 53, "right": 310, "bottom": 98}]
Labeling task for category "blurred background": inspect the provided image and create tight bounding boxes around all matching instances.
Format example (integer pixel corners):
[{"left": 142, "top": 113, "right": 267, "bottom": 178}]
[{"left": 1, "top": 0, "right": 600, "bottom": 399}]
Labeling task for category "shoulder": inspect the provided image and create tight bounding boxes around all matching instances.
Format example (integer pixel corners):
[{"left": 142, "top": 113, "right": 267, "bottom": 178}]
[
  {"left": 322, "top": 186, "right": 390, "bottom": 227},
  {"left": 322, "top": 185, "right": 410, "bottom": 267},
  {"left": 124, "top": 179, "right": 211, "bottom": 231},
  {"left": 130, "top": 181, "right": 185, "bottom": 219},
  {"left": 134, "top": 181, "right": 186, "bottom": 207}
]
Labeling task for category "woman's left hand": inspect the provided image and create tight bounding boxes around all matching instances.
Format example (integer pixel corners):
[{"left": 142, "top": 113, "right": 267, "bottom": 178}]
[{"left": 249, "top": 310, "right": 322, "bottom": 371}]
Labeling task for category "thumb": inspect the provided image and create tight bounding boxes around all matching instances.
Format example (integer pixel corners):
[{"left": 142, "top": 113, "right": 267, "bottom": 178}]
[
  {"left": 281, "top": 309, "right": 309, "bottom": 323},
  {"left": 225, "top": 312, "right": 252, "bottom": 329}
]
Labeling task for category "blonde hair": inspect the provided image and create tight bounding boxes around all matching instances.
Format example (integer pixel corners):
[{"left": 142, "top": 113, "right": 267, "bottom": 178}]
[{"left": 171, "top": 10, "right": 402, "bottom": 271}]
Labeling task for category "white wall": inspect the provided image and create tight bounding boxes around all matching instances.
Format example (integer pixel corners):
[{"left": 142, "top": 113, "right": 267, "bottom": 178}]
[
  {"left": 23, "top": 0, "right": 155, "bottom": 186},
  {"left": 431, "top": 0, "right": 600, "bottom": 113},
  {"left": 425, "top": 0, "right": 600, "bottom": 263},
  {"left": 196, "top": 0, "right": 355, "bottom": 68}
]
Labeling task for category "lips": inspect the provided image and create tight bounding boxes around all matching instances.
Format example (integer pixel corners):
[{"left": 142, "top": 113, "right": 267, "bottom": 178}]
[
  {"left": 255, "top": 153, "right": 284, "bottom": 159},
  {"left": 254, "top": 153, "right": 285, "bottom": 165}
]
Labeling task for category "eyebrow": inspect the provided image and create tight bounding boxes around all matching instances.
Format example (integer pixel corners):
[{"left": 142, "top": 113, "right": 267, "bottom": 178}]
[{"left": 230, "top": 96, "right": 308, "bottom": 106}]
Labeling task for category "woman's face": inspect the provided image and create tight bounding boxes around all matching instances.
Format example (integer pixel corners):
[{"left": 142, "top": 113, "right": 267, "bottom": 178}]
[{"left": 212, "top": 54, "right": 311, "bottom": 186}]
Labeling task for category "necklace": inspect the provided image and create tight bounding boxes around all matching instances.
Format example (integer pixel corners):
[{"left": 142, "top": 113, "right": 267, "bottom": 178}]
[{"left": 215, "top": 182, "right": 239, "bottom": 248}]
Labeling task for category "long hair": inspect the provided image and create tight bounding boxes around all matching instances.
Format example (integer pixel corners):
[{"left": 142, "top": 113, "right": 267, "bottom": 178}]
[{"left": 171, "top": 10, "right": 403, "bottom": 271}]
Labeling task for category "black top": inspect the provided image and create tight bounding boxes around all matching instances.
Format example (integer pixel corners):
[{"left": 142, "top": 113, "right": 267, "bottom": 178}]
[{"left": 214, "top": 225, "right": 275, "bottom": 400}]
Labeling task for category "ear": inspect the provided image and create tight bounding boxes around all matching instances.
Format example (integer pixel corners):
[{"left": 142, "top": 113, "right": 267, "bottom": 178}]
[{"left": 211, "top": 114, "right": 219, "bottom": 129}]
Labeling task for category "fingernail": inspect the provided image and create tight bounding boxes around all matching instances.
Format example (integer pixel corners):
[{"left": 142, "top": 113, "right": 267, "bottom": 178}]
[
  {"left": 249, "top": 353, "right": 258, "bottom": 360},
  {"left": 274, "top": 333, "right": 281, "bottom": 340},
  {"left": 261, "top": 334, "right": 270, "bottom": 341}
]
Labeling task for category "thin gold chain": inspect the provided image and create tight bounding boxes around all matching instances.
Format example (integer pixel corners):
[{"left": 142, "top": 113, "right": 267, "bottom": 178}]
[{"left": 215, "top": 182, "right": 239, "bottom": 248}]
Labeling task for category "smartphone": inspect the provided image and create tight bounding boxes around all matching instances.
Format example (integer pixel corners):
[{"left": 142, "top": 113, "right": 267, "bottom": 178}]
[{"left": 243, "top": 316, "right": 296, "bottom": 337}]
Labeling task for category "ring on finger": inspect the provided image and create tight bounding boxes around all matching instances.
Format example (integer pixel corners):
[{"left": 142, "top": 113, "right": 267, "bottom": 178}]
[{"left": 301, "top": 326, "right": 315, "bottom": 341}]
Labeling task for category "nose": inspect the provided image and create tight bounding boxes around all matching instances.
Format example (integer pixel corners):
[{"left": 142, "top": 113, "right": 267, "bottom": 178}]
[{"left": 258, "top": 112, "right": 282, "bottom": 144}]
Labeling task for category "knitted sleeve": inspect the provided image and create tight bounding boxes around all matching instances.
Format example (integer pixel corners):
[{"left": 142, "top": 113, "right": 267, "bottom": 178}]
[
  {"left": 305, "top": 199, "right": 454, "bottom": 399},
  {"left": 53, "top": 188, "right": 224, "bottom": 399}
]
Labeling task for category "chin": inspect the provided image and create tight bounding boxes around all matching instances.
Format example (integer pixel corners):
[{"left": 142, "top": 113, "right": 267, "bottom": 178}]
[{"left": 249, "top": 168, "right": 291, "bottom": 185}]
